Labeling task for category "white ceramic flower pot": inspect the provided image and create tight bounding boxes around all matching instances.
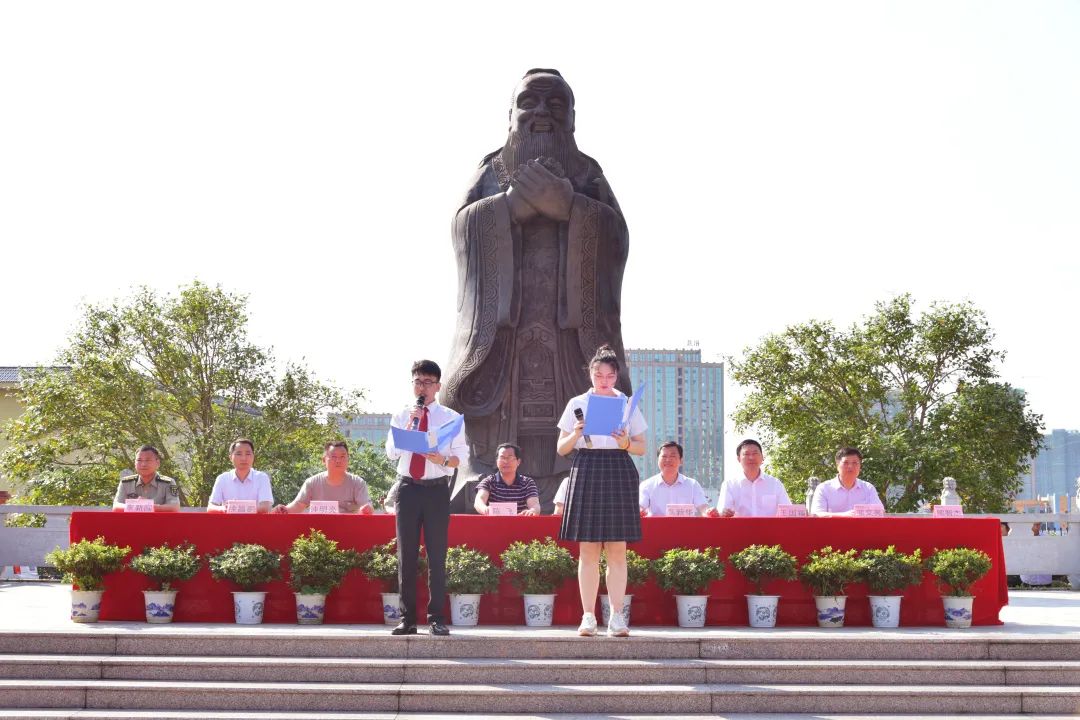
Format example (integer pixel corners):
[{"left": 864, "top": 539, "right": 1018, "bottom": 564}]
[
  {"left": 449, "top": 593, "right": 481, "bottom": 626},
  {"left": 295, "top": 593, "right": 326, "bottom": 625},
  {"left": 745, "top": 594, "right": 780, "bottom": 628},
  {"left": 599, "top": 594, "right": 633, "bottom": 627},
  {"left": 381, "top": 592, "right": 403, "bottom": 625},
  {"left": 232, "top": 591, "right": 266, "bottom": 625},
  {"left": 942, "top": 595, "right": 974, "bottom": 628},
  {"left": 868, "top": 595, "right": 902, "bottom": 628},
  {"left": 71, "top": 590, "right": 104, "bottom": 623},
  {"left": 675, "top": 594, "right": 709, "bottom": 628},
  {"left": 143, "top": 590, "right": 177, "bottom": 624},
  {"left": 814, "top": 595, "right": 847, "bottom": 627},
  {"left": 523, "top": 593, "right": 555, "bottom": 627}
]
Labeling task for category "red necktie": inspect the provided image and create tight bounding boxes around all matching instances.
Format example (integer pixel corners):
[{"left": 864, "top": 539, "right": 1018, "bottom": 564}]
[{"left": 409, "top": 406, "right": 429, "bottom": 479}]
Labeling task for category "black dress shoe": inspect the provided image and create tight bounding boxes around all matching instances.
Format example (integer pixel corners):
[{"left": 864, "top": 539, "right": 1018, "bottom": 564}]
[
  {"left": 430, "top": 620, "right": 450, "bottom": 636},
  {"left": 390, "top": 620, "right": 417, "bottom": 635}
]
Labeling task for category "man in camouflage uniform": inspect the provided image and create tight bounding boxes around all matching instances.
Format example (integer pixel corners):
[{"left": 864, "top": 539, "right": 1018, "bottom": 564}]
[{"left": 111, "top": 445, "right": 180, "bottom": 511}]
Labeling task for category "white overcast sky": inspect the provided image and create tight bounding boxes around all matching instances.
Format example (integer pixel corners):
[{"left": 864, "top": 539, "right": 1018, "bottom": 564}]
[{"left": 2, "top": 2, "right": 1078, "bottom": 450}]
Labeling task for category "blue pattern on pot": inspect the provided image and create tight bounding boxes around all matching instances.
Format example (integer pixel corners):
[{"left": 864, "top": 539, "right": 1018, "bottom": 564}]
[
  {"left": 71, "top": 601, "right": 101, "bottom": 620},
  {"left": 297, "top": 603, "right": 324, "bottom": 620},
  {"left": 687, "top": 604, "right": 704, "bottom": 623},
  {"left": 146, "top": 602, "right": 174, "bottom": 618},
  {"left": 945, "top": 606, "right": 972, "bottom": 621},
  {"left": 755, "top": 605, "right": 775, "bottom": 623},
  {"left": 817, "top": 606, "right": 845, "bottom": 624},
  {"left": 383, "top": 603, "right": 401, "bottom": 620},
  {"left": 458, "top": 603, "right": 477, "bottom": 619},
  {"left": 526, "top": 602, "right": 552, "bottom": 622},
  {"left": 873, "top": 605, "right": 891, "bottom": 623}
]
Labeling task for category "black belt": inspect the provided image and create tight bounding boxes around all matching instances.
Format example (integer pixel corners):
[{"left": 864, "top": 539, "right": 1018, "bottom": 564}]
[{"left": 398, "top": 474, "right": 450, "bottom": 487}]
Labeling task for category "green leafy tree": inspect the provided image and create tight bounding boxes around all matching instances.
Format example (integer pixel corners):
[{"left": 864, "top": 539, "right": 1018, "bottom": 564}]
[
  {"left": 731, "top": 295, "right": 1043, "bottom": 512},
  {"left": 0, "top": 281, "right": 365, "bottom": 506}
]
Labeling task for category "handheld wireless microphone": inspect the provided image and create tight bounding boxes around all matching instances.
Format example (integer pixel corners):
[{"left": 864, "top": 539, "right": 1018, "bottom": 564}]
[
  {"left": 409, "top": 395, "right": 425, "bottom": 430},
  {"left": 573, "top": 408, "right": 592, "bottom": 449}
]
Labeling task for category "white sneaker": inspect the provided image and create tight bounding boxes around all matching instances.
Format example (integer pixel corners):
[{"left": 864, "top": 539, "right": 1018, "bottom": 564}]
[
  {"left": 608, "top": 610, "right": 629, "bottom": 637},
  {"left": 577, "top": 612, "right": 597, "bottom": 636}
]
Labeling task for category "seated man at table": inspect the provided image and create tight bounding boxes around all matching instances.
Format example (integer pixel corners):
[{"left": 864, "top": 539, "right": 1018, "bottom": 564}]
[
  {"left": 474, "top": 443, "right": 541, "bottom": 516},
  {"left": 810, "top": 447, "right": 884, "bottom": 517},
  {"left": 111, "top": 445, "right": 180, "bottom": 512},
  {"left": 552, "top": 476, "right": 569, "bottom": 515},
  {"left": 274, "top": 441, "right": 374, "bottom": 514},
  {"left": 639, "top": 441, "right": 718, "bottom": 517},
  {"left": 207, "top": 438, "right": 274, "bottom": 514},
  {"left": 716, "top": 439, "right": 790, "bottom": 517}
]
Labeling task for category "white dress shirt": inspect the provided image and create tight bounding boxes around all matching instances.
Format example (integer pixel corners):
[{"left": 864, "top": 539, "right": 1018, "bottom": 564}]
[
  {"left": 556, "top": 389, "right": 647, "bottom": 449},
  {"left": 717, "top": 472, "right": 791, "bottom": 517},
  {"left": 385, "top": 400, "right": 469, "bottom": 480},
  {"left": 639, "top": 473, "right": 709, "bottom": 516},
  {"left": 810, "top": 477, "right": 884, "bottom": 515},
  {"left": 208, "top": 469, "right": 274, "bottom": 506}
]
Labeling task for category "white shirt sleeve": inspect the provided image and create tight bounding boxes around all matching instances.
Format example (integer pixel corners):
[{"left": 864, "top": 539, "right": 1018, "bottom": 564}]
[
  {"left": 208, "top": 474, "right": 225, "bottom": 506},
  {"left": 717, "top": 480, "right": 734, "bottom": 512},
  {"left": 638, "top": 481, "right": 651, "bottom": 511},
  {"left": 691, "top": 479, "right": 708, "bottom": 508},
  {"left": 257, "top": 472, "right": 274, "bottom": 504},
  {"left": 810, "top": 483, "right": 829, "bottom": 515}
]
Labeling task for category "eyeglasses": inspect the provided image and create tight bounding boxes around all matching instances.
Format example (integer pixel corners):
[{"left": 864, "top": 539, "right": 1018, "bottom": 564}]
[{"left": 412, "top": 379, "right": 438, "bottom": 388}]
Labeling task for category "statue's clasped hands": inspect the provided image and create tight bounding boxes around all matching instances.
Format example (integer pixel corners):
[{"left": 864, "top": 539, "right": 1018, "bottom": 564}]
[{"left": 510, "top": 159, "right": 573, "bottom": 222}]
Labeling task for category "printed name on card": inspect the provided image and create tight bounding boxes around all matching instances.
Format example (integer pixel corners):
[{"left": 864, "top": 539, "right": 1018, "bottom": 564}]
[
  {"left": 124, "top": 499, "right": 155, "bottom": 513},
  {"left": 489, "top": 502, "right": 517, "bottom": 517},
  {"left": 309, "top": 500, "right": 339, "bottom": 514},
  {"left": 775, "top": 504, "right": 808, "bottom": 517},
  {"left": 932, "top": 504, "right": 964, "bottom": 518},
  {"left": 225, "top": 499, "right": 257, "bottom": 514},
  {"left": 853, "top": 504, "right": 885, "bottom": 518},
  {"left": 666, "top": 503, "right": 697, "bottom": 517}
]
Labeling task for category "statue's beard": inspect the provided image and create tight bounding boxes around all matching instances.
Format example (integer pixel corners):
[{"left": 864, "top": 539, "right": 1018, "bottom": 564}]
[{"left": 501, "top": 128, "right": 582, "bottom": 181}]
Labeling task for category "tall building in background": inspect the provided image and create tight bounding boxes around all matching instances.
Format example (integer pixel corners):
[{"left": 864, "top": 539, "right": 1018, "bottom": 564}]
[
  {"left": 337, "top": 413, "right": 392, "bottom": 447},
  {"left": 626, "top": 348, "right": 724, "bottom": 497},
  {"left": 1025, "top": 429, "right": 1080, "bottom": 508}
]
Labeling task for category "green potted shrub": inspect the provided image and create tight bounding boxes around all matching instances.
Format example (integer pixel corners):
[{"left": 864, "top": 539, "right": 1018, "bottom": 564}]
[
  {"left": 499, "top": 537, "right": 576, "bottom": 627},
  {"left": 799, "top": 546, "right": 861, "bottom": 627},
  {"left": 857, "top": 546, "right": 924, "bottom": 628},
  {"left": 445, "top": 544, "right": 502, "bottom": 626},
  {"left": 129, "top": 542, "right": 202, "bottom": 624},
  {"left": 358, "top": 540, "right": 427, "bottom": 625},
  {"left": 288, "top": 530, "right": 362, "bottom": 625},
  {"left": 728, "top": 544, "right": 798, "bottom": 628},
  {"left": 927, "top": 547, "right": 992, "bottom": 628},
  {"left": 653, "top": 547, "right": 725, "bottom": 628},
  {"left": 207, "top": 542, "right": 282, "bottom": 624},
  {"left": 46, "top": 537, "right": 131, "bottom": 623},
  {"left": 598, "top": 549, "right": 651, "bottom": 628}
]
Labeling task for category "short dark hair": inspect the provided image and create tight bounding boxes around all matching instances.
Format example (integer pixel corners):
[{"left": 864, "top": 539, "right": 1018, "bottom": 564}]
[
  {"left": 411, "top": 359, "right": 441, "bottom": 381},
  {"left": 736, "top": 439, "right": 763, "bottom": 458},
  {"left": 658, "top": 441, "right": 683, "bottom": 458},
  {"left": 588, "top": 344, "right": 620, "bottom": 374},
  {"left": 324, "top": 441, "right": 349, "bottom": 453},
  {"left": 835, "top": 447, "right": 862, "bottom": 462},
  {"left": 135, "top": 445, "right": 161, "bottom": 460},
  {"left": 229, "top": 438, "right": 255, "bottom": 454},
  {"left": 496, "top": 442, "right": 522, "bottom": 460}
]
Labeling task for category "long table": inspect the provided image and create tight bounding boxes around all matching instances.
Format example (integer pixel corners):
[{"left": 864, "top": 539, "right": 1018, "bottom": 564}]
[{"left": 69, "top": 512, "right": 1008, "bottom": 626}]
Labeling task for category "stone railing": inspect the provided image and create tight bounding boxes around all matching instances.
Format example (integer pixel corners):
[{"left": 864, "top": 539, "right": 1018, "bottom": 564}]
[{"left": 2, "top": 506, "right": 1077, "bottom": 584}]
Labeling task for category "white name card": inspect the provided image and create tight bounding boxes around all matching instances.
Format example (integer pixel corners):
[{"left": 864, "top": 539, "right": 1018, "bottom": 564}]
[
  {"left": 225, "top": 499, "right": 257, "bottom": 514},
  {"left": 489, "top": 502, "right": 517, "bottom": 516},
  {"left": 776, "top": 504, "right": 808, "bottom": 517},
  {"left": 854, "top": 504, "right": 885, "bottom": 518},
  {"left": 124, "top": 498, "right": 155, "bottom": 513},
  {"left": 666, "top": 503, "right": 697, "bottom": 517},
  {"left": 309, "top": 500, "right": 339, "bottom": 514},
  {"left": 933, "top": 504, "right": 964, "bottom": 518}
]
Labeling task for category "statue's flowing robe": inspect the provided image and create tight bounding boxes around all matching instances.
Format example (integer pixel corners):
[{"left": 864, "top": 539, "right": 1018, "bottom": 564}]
[{"left": 442, "top": 149, "right": 631, "bottom": 482}]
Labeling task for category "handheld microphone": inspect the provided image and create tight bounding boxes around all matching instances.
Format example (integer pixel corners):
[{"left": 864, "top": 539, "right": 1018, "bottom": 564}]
[
  {"left": 410, "top": 395, "right": 425, "bottom": 430},
  {"left": 573, "top": 408, "right": 592, "bottom": 449}
]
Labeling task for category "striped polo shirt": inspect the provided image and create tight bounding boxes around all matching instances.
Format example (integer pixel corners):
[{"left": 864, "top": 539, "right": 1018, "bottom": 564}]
[{"left": 476, "top": 473, "right": 538, "bottom": 512}]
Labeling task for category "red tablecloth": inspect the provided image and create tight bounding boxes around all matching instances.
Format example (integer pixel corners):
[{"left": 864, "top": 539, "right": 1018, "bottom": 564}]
[{"left": 69, "top": 512, "right": 1007, "bottom": 626}]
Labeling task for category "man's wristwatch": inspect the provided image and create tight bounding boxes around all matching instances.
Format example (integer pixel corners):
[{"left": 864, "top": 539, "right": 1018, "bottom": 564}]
[{"left": 441, "top": 456, "right": 450, "bottom": 467}]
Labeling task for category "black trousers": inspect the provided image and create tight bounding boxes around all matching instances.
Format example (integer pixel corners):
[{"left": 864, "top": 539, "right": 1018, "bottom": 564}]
[{"left": 395, "top": 478, "right": 450, "bottom": 624}]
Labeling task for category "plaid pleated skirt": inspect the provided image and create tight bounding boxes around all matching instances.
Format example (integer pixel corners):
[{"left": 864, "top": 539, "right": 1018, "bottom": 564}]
[{"left": 559, "top": 449, "right": 641, "bottom": 542}]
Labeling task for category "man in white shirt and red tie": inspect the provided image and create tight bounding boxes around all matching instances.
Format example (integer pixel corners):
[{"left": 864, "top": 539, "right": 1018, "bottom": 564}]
[
  {"left": 810, "top": 447, "right": 885, "bottom": 516},
  {"left": 385, "top": 359, "right": 469, "bottom": 636},
  {"left": 716, "top": 439, "right": 791, "bottom": 517}
]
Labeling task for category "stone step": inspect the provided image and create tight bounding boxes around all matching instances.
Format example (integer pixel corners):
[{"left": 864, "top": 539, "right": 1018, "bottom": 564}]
[
  {"left": 2, "top": 654, "right": 1080, "bottom": 686},
  {"left": 2, "top": 628, "right": 1078, "bottom": 661},
  {"left": 1, "top": 680, "right": 1079, "bottom": 715}
]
